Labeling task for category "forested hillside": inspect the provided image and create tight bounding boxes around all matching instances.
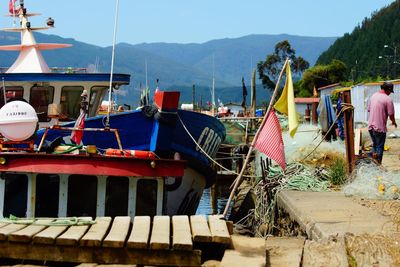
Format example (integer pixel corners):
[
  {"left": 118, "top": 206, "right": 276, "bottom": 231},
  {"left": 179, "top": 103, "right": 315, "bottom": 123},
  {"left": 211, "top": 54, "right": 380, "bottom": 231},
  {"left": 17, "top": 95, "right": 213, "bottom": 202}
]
[{"left": 317, "top": 1, "right": 400, "bottom": 81}]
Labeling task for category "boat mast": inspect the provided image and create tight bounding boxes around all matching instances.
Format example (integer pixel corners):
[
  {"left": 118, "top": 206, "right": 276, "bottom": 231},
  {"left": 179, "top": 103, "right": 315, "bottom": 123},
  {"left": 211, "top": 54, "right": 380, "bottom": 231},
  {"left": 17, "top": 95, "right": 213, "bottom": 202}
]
[
  {"left": 145, "top": 59, "right": 149, "bottom": 104},
  {"left": 0, "top": 0, "right": 71, "bottom": 73},
  {"left": 211, "top": 55, "right": 215, "bottom": 117},
  {"left": 106, "top": 0, "right": 120, "bottom": 128},
  {"left": 145, "top": 59, "right": 148, "bottom": 89}
]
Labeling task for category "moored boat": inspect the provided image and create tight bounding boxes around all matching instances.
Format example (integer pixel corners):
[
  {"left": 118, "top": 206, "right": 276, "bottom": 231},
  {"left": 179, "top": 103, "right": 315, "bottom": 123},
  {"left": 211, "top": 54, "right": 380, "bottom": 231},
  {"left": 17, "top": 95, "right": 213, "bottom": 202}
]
[{"left": 0, "top": 1, "right": 225, "bottom": 218}]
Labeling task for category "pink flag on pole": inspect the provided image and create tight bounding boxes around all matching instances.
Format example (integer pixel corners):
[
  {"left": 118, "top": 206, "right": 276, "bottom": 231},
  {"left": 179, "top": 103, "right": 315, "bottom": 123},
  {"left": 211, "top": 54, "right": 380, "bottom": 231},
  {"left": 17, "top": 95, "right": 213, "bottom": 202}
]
[{"left": 253, "top": 109, "right": 286, "bottom": 170}]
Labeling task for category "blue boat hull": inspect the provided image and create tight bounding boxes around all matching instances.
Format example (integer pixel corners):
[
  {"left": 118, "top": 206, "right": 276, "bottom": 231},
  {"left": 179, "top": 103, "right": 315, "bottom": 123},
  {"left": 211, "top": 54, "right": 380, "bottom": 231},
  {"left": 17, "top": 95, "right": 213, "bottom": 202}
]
[{"left": 36, "top": 109, "right": 226, "bottom": 188}]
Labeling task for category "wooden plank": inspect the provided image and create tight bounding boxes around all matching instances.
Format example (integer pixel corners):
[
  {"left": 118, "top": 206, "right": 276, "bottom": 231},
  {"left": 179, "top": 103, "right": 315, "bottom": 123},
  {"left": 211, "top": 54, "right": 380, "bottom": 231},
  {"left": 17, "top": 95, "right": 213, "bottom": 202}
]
[
  {"left": 102, "top": 216, "right": 131, "bottom": 248},
  {"left": 56, "top": 217, "right": 92, "bottom": 246},
  {"left": 221, "top": 249, "right": 265, "bottom": 267},
  {"left": 303, "top": 238, "right": 348, "bottom": 267},
  {"left": 190, "top": 215, "right": 212, "bottom": 242},
  {"left": 75, "top": 264, "right": 98, "bottom": 267},
  {"left": 33, "top": 219, "right": 69, "bottom": 245},
  {"left": 0, "top": 241, "right": 201, "bottom": 266},
  {"left": 265, "top": 237, "right": 305, "bottom": 267},
  {"left": 149, "top": 216, "right": 170, "bottom": 250},
  {"left": 127, "top": 216, "right": 150, "bottom": 249},
  {"left": 221, "top": 235, "right": 266, "bottom": 267},
  {"left": 208, "top": 215, "right": 230, "bottom": 244},
  {"left": 80, "top": 217, "right": 112, "bottom": 247},
  {"left": 172, "top": 215, "right": 192, "bottom": 250},
  {"left": 0, "top": 222, "right": 9, "bottom": 229},
  {"left": 0, "top": 223, "right": 28, "bottom": 241},
  {"left": 9, "top": 219, "right": 54, "bottom": 243}
]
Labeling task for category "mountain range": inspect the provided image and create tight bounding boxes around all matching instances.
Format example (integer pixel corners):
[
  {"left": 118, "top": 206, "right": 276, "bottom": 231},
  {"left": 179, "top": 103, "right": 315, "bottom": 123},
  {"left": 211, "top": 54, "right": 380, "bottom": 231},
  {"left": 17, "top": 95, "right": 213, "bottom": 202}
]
[{"left": 0, "top": 31, "right": 336, "bottom": 106}]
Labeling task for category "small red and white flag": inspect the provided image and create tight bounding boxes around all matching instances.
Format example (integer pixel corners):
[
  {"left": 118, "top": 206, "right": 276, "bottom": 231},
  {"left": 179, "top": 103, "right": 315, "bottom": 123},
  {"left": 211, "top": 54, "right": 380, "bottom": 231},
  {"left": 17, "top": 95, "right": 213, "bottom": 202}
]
[
  {"left": 8, "top": 0, "right": 18, "bottom": 15},
  {"left": 71, "top": 111, "right": 85, "bottom": 144},
  {"left": 253, "top": 109, "right": 286, "bottom": 170}
]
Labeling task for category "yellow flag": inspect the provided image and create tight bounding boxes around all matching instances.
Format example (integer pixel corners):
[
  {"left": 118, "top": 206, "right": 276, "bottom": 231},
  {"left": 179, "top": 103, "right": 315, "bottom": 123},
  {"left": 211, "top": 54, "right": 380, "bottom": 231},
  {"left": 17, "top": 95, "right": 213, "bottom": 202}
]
[{"left": 274, "top": 63, "right": 299, "bottom": 138}]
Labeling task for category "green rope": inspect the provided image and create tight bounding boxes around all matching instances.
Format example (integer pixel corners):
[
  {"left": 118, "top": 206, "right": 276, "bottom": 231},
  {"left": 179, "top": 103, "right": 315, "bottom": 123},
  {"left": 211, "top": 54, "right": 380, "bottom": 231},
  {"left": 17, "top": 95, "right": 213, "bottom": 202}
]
[
  {"left": 52, "top": 144, "right": 83, "bottom": 154},
  {"left": 0, "top": 215, "right": 96, "bottom": 226}
]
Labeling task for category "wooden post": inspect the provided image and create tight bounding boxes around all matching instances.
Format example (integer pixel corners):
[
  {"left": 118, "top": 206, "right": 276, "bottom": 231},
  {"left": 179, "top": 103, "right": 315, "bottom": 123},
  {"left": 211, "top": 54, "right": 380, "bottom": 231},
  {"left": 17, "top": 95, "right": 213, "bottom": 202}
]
[
  {"left": 250, "top": 70, "right": 257, "bottom": 131},
  {"left": 311, "top": 102, "right": 318, "bottom": 124},
  {"left": 343, "top": 91, "right": 355, "bottom": 173}
]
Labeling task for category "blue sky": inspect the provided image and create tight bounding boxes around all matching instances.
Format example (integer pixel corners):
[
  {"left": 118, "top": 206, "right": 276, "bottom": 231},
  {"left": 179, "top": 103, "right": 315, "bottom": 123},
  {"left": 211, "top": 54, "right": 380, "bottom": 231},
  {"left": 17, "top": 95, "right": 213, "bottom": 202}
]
[{"left": 2, "top": 0, "right": 395, "bottom": 47}]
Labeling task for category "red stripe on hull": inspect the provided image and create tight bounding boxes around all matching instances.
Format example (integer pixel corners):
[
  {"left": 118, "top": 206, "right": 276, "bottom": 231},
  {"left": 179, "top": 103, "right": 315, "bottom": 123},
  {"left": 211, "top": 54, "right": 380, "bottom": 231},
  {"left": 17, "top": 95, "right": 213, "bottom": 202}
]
[{"left": 0, "top": 153, "right": 185, "bottom": 177}]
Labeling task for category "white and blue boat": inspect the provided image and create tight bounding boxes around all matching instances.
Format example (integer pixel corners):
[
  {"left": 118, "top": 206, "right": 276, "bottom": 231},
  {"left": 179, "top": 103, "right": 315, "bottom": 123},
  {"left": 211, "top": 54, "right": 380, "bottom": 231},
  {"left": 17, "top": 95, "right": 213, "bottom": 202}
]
[{"left": 0, "top": 0, "right": 225, "bottom": 218}]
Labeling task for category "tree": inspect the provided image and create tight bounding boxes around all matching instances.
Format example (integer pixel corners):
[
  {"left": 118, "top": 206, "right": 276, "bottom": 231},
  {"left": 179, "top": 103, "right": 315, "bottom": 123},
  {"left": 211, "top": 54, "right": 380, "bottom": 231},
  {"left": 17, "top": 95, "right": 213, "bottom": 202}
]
[
  {"left": 297, "top": 59, "right": 347, "bottom": 96},
  {"left": 257, "top": 40, "right": 310, "bottom": 91}
]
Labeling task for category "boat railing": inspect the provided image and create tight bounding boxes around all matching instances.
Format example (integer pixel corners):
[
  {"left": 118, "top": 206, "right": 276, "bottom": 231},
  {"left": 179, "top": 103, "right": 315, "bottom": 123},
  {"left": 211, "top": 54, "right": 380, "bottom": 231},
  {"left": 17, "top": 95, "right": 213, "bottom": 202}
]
[
  {"left": 50, "top": 67, "right": 88, "bottom": 74},
  {"left": 37, "top": 125, "right": 124, "bottom": 153},
  {"left": 218, "top": 116, "right": 261, "bottom": 121},
  {"left": 0, "top": 67, "right": 89, "bottom": 74}
]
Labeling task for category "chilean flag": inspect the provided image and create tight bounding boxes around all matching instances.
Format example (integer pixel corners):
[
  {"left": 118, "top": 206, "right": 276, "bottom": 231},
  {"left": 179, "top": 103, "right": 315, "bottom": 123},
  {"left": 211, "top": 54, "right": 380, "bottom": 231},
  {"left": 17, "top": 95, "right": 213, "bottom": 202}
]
[
  {"left": 9, "top": 0, "right": 18, "bottom": 15},
  {"left": 71, "top": 111, "right": 85, "bottom": 144}
]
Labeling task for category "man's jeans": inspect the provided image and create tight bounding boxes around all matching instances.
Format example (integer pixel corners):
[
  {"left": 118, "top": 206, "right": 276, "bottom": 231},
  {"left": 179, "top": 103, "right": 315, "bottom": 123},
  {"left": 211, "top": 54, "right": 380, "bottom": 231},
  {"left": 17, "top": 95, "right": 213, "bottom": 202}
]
[{"left": 368, "top": 130, "right": 386, "bottom": 163}]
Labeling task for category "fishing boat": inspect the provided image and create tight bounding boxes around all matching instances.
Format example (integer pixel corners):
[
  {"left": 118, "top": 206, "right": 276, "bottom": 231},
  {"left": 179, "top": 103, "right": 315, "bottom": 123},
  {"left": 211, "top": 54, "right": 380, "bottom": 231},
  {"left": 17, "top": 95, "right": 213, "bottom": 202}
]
[{"left": 0, "top": 0, "right": 225, "bottom": 219}]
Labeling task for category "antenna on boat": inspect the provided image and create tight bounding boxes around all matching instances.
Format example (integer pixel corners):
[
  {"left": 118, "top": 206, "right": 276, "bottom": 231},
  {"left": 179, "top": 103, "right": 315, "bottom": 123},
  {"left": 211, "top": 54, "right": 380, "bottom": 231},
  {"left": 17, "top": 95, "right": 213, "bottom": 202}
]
[
  {"left": 211, "top": 54, "right": 215, "bottom": 117},
  {"left": 145, "top": 59, "right": 148, "bottom": 90},
  {"left": 105, "top": 0, "right": 120, "bottom": 128}
]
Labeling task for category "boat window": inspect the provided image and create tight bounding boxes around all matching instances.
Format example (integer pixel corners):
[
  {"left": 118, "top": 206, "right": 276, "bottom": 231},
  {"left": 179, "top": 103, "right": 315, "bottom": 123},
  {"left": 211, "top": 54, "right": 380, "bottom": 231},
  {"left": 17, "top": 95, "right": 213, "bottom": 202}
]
[
  {"left": 136, "top": 179, "right": 157, "bottom": 216},
  {"left": 59, "top": 86, "right": 84, "bottom": 122},
  {"left": 0, "top": 86, "right": 24, "bottom": 108},
  {"left": 29, "top": 85, "right": 54, "bottom": 122},
  {"left": 67, "top": 175, "right": 97, "bottom": 218},
  {"left": 35, "top": 174, "right": 59, "bottom": 217},
  {"left": 105, "top": 176, "right": 129, "bottom": 217},
  {"left": 89, "top": 86, "right": 107, "bottom": 117},
  {"left": 3, "top": 174, "right": 28, "bottom": 218}
]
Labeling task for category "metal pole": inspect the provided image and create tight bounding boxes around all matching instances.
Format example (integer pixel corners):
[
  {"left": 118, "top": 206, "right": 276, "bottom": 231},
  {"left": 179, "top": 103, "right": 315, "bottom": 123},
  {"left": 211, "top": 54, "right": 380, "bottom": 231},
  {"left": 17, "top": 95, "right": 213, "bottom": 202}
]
[
  {"left": 105, "top": 0, "right": 120, "bottom": 128},
  {"left": 394, "top": 46, "right": 397, "bottom": 78},
  {"left": 192, "top": 84, "right": 195, "bottom": 111},
  {"left": 2, "top": 78, "right": 6, "bottom": 105}
]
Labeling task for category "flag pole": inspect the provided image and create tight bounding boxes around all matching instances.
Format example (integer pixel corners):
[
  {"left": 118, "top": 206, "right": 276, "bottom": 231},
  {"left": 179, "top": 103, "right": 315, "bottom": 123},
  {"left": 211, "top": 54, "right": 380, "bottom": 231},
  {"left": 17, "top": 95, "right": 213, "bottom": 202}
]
[{"left": 222, "top": 58, "right": 290, "bottom": 218}]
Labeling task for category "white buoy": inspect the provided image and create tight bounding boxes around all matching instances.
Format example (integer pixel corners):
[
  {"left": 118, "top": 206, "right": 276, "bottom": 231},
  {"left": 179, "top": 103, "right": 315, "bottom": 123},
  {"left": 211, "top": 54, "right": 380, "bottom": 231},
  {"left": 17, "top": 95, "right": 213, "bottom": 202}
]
[{"left": 0, "top": 101, "right": 38, "bottom": 141}]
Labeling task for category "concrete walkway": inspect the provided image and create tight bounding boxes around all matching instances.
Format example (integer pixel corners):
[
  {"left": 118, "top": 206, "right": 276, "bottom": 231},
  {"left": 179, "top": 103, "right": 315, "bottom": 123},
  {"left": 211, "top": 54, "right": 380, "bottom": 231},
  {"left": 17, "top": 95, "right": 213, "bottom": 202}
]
[{"left": 277, "top": 190, "right": 395, "bottom": 240}]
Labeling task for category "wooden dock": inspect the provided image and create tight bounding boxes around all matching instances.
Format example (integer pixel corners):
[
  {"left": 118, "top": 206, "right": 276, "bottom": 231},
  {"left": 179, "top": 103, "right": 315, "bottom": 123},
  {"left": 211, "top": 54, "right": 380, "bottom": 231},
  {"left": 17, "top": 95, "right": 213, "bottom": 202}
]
[{"left": 0, "top": 215, "right": 231, "bottom": 266}]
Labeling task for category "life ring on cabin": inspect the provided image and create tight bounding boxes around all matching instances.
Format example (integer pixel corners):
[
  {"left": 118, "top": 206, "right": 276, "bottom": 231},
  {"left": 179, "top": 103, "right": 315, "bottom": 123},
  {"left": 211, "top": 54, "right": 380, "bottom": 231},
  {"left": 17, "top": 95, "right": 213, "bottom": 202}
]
[{"left": 105, "top": 148, "right": 157, "bottom": 159}]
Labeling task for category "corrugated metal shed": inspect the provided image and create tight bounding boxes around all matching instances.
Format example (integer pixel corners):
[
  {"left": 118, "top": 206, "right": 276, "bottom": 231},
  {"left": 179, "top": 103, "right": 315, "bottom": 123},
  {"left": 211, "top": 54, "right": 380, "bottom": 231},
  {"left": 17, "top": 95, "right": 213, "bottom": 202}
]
[{"left": 351, "top": 81, "right": 400, "bottom": 122}]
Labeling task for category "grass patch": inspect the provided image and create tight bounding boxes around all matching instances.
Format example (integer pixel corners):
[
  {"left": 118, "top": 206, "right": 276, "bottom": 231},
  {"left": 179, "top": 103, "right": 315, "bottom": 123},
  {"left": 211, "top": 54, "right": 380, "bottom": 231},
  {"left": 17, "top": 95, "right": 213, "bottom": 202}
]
[{"left": 328, "top": 158, "right": 347, "bottom": 185}]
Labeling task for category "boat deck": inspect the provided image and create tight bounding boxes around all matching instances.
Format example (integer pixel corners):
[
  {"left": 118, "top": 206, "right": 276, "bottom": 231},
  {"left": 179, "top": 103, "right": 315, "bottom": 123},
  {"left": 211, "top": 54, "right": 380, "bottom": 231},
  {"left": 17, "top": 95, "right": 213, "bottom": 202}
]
[{"left": 0, "top": 215, "right": 231, "bottom": 266}]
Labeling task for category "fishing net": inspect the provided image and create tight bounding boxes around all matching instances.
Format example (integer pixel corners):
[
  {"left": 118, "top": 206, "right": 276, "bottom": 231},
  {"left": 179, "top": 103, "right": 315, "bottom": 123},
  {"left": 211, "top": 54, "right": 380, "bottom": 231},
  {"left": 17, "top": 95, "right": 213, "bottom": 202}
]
[
  {"left": 343, "top": 161, "right": 400, "bottom": 200},
  {"left": 235, "top": 162, "right": 330, "bottom": 238},
  {"left": 282, "top": 124, "right": 346, "bottom": 165}
]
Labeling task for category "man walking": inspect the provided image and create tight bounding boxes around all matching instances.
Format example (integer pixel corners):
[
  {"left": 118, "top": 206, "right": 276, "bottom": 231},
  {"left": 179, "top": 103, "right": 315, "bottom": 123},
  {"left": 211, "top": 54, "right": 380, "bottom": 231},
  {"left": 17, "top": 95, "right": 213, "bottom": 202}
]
[{"left": 368, "top": 82, "right": 397, "bottom": 164}]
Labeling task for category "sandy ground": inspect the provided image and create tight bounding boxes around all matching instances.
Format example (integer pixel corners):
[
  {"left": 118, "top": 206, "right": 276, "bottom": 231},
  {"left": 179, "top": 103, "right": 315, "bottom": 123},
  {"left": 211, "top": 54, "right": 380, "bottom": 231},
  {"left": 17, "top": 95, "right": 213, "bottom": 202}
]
[{"left": 382, "top": 128, "right": 400, "bottom": 171}]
